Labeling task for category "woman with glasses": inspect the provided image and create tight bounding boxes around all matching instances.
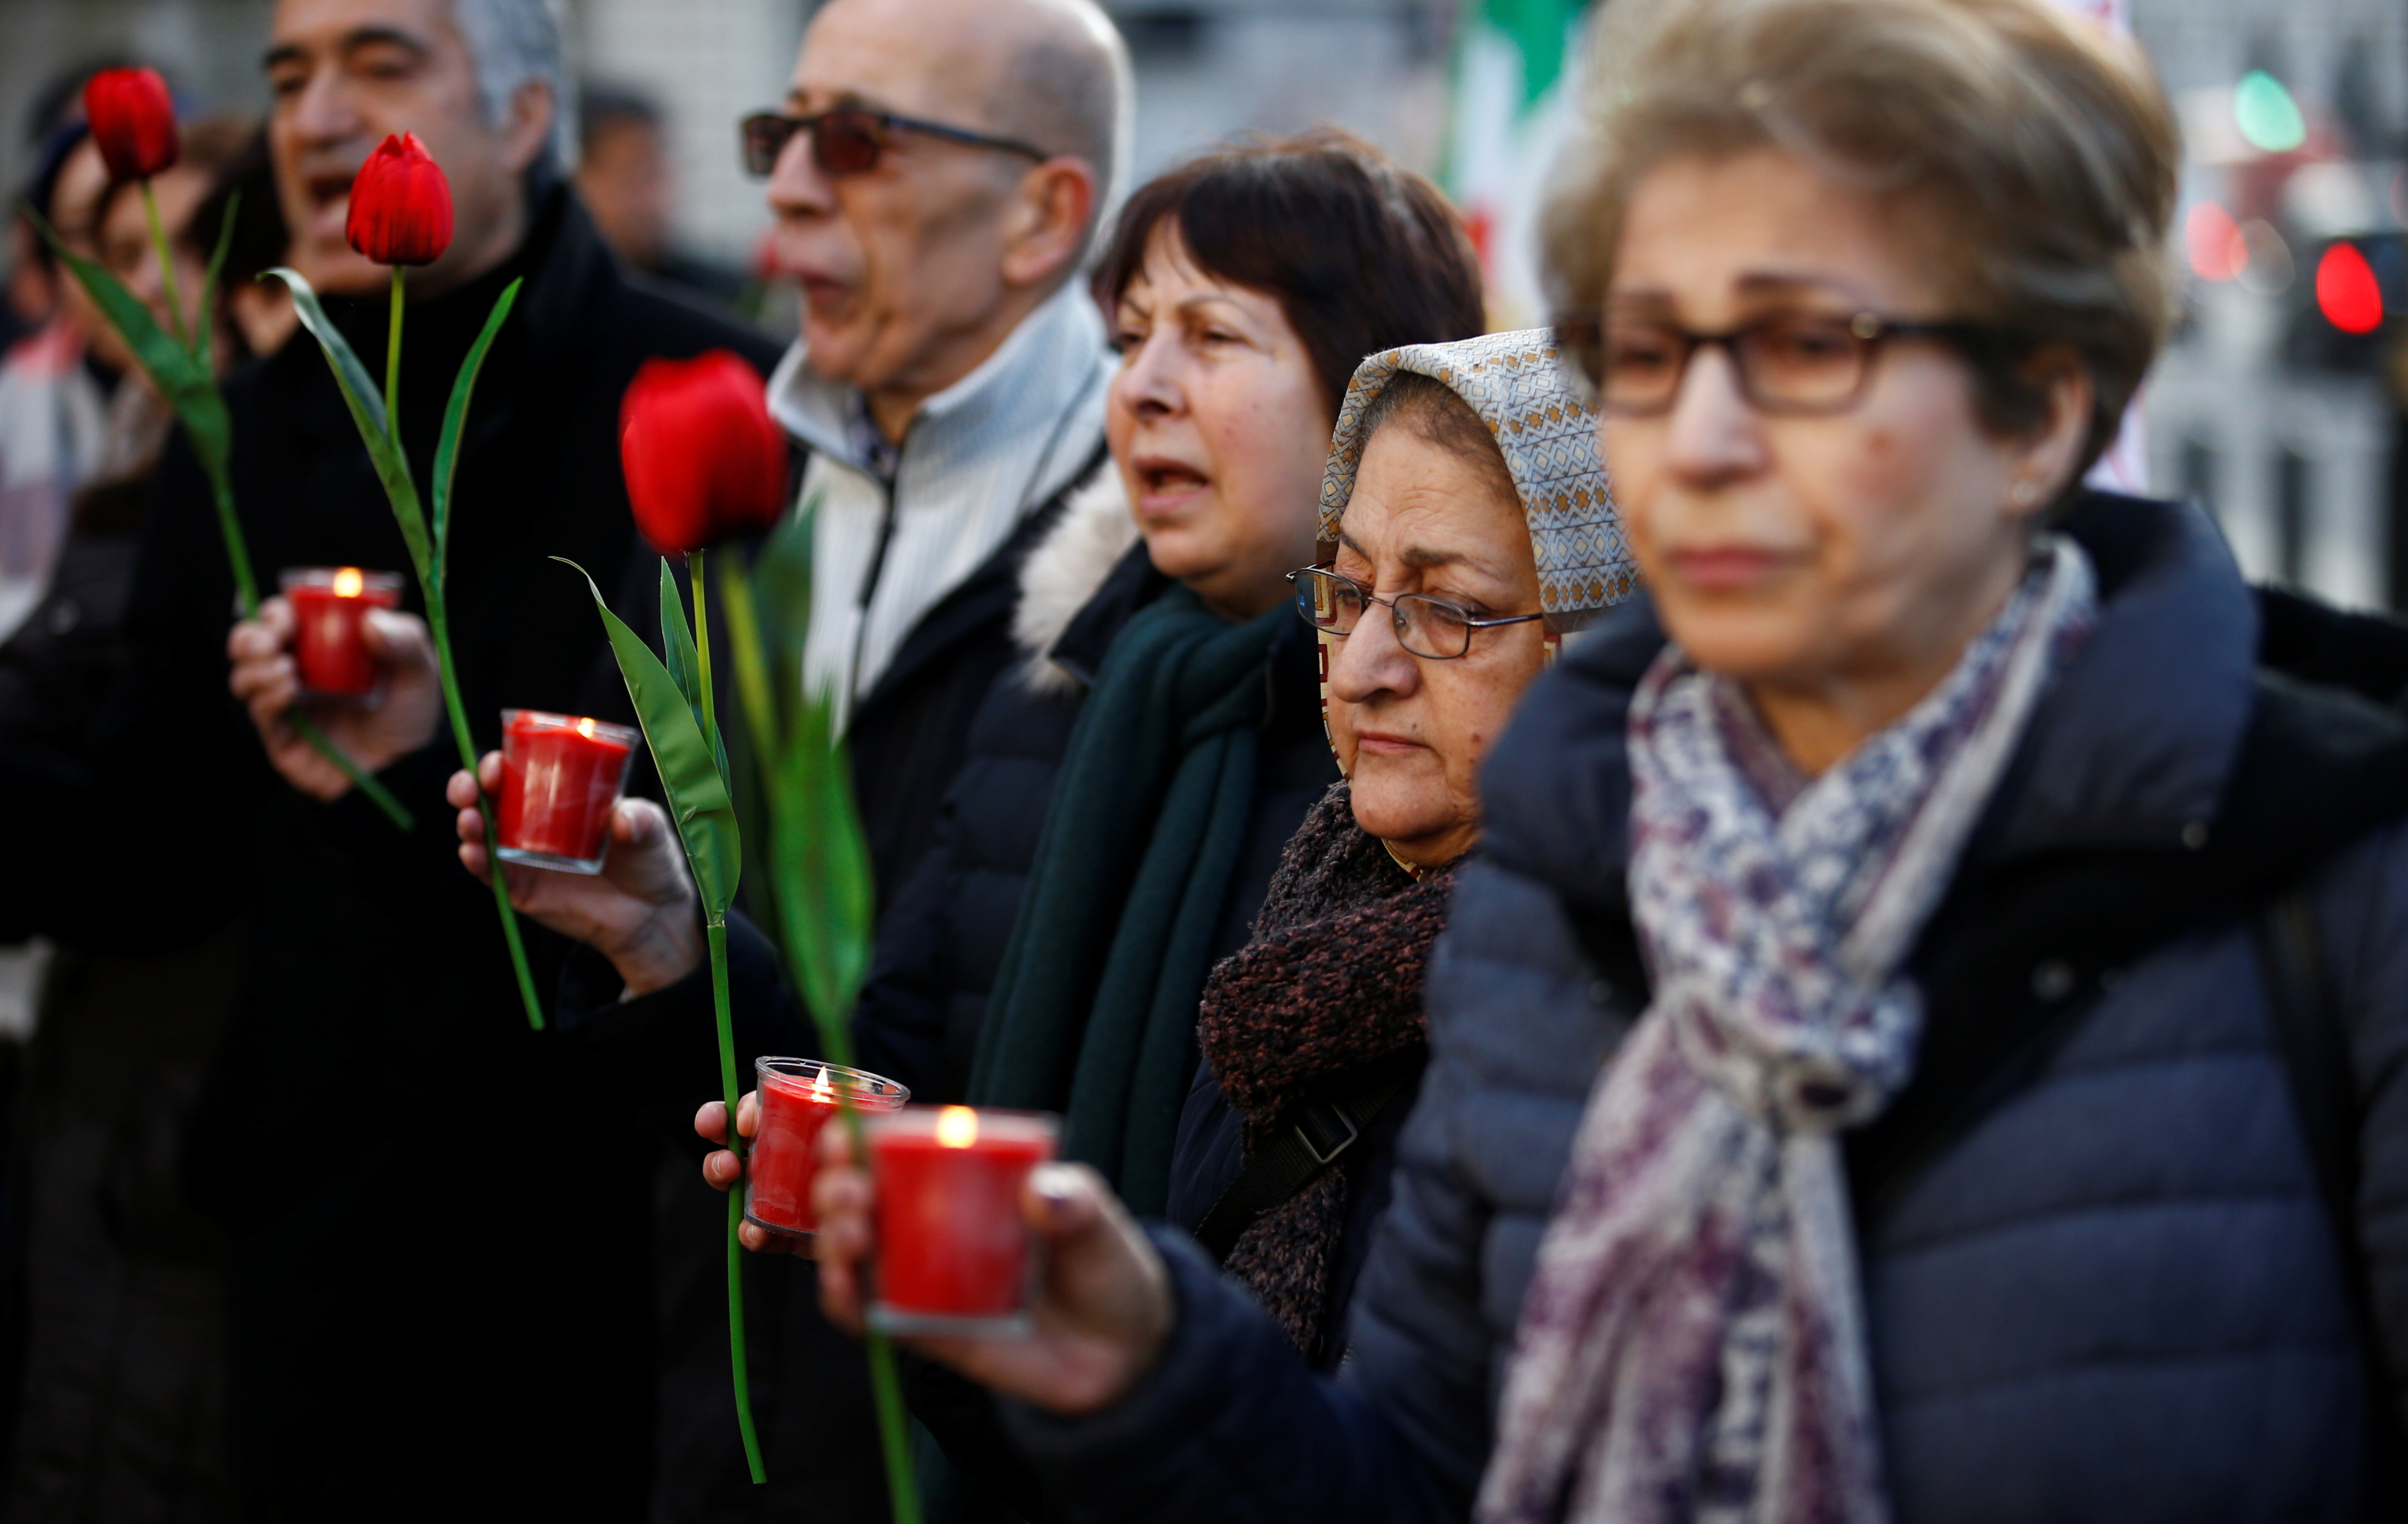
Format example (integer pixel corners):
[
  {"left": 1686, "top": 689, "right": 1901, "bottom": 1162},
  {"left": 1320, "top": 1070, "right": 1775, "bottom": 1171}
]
[
  {"left": 1156, "top": 331, "right": 1624, "bottom": 1371},
  {"left": 799, "top": 0, "right": 2408, "bottom": 1520}
]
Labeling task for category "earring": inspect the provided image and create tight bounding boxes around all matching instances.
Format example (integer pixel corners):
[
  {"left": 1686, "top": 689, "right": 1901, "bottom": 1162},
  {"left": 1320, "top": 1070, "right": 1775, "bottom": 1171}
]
[{"left": 2011, "top": 480, "right": 2040, "bottom": 507}]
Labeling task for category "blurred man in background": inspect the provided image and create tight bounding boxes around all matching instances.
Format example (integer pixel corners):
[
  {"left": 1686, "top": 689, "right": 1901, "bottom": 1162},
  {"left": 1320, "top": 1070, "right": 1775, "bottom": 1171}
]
[
  {"left": 574, "top": 79, "right": 748, "bottom": 310},
  {"left": 0, "top": 0, "right": 778, "bottom": 1516}
]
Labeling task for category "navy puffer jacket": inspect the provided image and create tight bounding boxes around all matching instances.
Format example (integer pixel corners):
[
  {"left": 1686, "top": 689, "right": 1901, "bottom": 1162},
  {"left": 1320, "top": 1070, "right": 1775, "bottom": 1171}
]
[{"left": 1007, "top": 492, "right": 2408, "bottom": 1523}]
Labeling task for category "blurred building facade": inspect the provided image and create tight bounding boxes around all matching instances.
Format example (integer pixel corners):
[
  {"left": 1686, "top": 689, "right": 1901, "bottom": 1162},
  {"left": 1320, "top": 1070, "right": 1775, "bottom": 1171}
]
[
  {"left": 2131, "top": 0, "right": 2407, "bottom": 610},
  {"left": 3, "top": 0, "right": 2403, "bottom": 608}
]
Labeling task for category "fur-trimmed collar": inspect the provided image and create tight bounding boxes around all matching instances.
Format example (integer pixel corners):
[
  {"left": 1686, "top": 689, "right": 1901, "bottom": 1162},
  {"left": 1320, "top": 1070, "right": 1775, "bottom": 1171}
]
[{"left": 1012, "top": 465, "right": 1141, "bottom": 696}]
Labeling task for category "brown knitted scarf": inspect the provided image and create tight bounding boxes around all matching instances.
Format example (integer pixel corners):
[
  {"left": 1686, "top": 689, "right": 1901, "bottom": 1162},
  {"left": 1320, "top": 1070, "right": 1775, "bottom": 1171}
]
[{"left": 1195, "top": 781, "right": 1459, "bottom": 1358}]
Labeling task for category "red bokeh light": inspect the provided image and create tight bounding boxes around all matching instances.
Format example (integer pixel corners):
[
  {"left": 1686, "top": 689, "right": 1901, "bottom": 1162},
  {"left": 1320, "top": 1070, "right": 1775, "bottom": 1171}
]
[
  {"left": 2315, "top": 242, "right": 2384, "bottom": 335},
  {"left": 2186, "top": 202, "right": 2243, "bottom": 281}
]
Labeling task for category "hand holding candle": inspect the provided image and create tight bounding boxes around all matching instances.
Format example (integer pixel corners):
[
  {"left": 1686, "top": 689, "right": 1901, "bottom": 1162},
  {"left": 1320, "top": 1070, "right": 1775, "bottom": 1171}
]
[
  {"left": 448, "top": 753, "right": 703, "bottom": 997},
  {"left": 494, "top": 709, "right": 639, "bottom": 872},
  {"left": 228, "top": 594, "right": 443, "bottom": 801},
  {"left": 782, "top": 1116, "right": 1180, "bottom": 1418}
]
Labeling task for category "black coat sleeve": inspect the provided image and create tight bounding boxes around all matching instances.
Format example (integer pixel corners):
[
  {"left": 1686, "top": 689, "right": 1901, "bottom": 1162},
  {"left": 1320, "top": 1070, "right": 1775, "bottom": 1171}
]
[
  {"left": 851, "top": 834, "right": 966, "bottom": 1102},
  {"left": 1001, "top": 1230, "right": 1460, "bottom": 1524},
  {"left": 553, "top": 906, "right": 814, "bottom": 1133},
  {"left": 0, "top": 424, "right": 260, "bottom": 948}
]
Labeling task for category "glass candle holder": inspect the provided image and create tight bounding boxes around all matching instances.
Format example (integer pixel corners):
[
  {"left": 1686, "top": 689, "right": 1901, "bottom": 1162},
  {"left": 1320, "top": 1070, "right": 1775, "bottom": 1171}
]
[
  {"left": 280, "top": 567, "right": 403, "bottom": 702},
  {"left": 866, "top": 1106, "right": 1057, "bottom": 1337},
  {"left": 494, "top": 709, "right": 639, "bottom": 873},
  {"left": 743, "top": 1059, "right": 910, "bottom": 1239}
]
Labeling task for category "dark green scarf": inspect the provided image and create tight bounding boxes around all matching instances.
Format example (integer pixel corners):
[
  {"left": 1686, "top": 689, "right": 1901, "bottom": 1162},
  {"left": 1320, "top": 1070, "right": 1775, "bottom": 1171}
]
[{"left": 968, "top": 584, "right": 1287, "bottom": 1215}]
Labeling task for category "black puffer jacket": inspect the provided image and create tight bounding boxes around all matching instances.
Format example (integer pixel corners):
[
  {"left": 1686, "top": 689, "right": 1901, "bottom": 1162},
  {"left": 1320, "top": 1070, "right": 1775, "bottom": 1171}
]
[{"left": 1005, "top": 492, "right": 2408, "bottom": 1524}]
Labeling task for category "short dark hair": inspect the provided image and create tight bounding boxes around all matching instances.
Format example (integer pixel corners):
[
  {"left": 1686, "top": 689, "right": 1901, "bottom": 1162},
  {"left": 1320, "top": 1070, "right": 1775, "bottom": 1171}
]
[
  {"left": 1095, "top": 129, "right": 1486, "bottom": 420},
  {"left": 578, "top": 79, "right": 661, "bottom": 152}
]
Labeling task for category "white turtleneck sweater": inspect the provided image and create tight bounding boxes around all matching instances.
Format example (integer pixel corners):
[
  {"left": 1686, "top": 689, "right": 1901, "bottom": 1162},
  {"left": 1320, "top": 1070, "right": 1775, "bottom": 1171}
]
[{"left": 766, "top": 280, "right": 1114, "bottom": 733}]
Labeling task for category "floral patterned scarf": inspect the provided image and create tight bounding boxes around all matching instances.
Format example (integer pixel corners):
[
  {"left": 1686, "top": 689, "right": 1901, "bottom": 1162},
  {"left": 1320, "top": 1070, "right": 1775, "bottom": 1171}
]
[{"left": 1478, "top": 536, "right": 2098, "bottom": 1524}]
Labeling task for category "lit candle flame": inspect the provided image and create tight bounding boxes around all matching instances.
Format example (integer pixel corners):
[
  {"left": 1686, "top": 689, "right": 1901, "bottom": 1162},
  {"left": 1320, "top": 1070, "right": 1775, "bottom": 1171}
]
[
  {"left": 333, "top": 566, "right": 364, "bottom": 598},
  {"left": 935, "top": 1106, "right": 979, "bottom": 1149},
  {"left": 576, "top": 716, "right": 598, "bottom": 739},
  {"left": 809, "top": 1065, "right": 834, "bottom": 1103}
]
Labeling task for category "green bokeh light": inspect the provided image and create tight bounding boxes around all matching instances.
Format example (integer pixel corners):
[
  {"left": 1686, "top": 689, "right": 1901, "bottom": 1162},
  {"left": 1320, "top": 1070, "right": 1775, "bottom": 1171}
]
[{"left": 2235, "top": 70, "right": 2306, "bottom": 154}]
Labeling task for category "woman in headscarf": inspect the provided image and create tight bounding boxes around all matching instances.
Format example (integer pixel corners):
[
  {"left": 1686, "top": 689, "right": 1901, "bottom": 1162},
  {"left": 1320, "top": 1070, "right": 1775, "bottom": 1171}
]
[
  {"left": 1166, "top": 331, "right": 1627, "bottom": 1368},
  {"left": 802, "top": 0, "right": 2408, "bottom": 1520}
]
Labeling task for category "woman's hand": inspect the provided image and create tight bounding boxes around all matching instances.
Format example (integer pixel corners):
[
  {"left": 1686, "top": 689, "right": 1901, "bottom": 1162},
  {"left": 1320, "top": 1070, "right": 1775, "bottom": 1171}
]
[
  {"left": 695, "top": 1094, "right": 811, "bottom": 1256},
  {"left": 227, "top": 599, "right": 442, "bottom": 798},
  {"left": 809, "top": 1126, "right": 1176, "bottom": 1417},
  {"left": 449, "top": 752, "right": 703, "bottom": 996}
]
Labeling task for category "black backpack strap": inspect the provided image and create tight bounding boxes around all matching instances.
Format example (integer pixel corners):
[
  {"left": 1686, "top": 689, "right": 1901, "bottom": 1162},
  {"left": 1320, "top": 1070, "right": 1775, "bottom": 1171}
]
[
  {"left": 1192, "top": 1049, "right": 1424, "bottom": 1263},
  {"left": 2252, "top": 886, "right": 2408, "bottom": 1508}
]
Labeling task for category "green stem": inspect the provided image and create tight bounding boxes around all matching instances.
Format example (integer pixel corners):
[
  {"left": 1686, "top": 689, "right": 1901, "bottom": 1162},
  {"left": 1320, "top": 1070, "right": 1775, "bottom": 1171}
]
[
  {"left": 689, "top": 548, "right": 717, "bottom": 732},
  {"left": 386, "top": 266, "right": 404, "bottom": 446},
  {"left": 139, "top": 180, "right": 190, "bottom": 354},
  {"left": 426, "top": 593, "right": 543, "bottom": 1029},
  {"left": 837, "top": 1094, "right": 922, "bottom": 1524},
  {"left": 710, "top": 918, "right": 767, "bottom": 1484},
  {"left": 378, "top": 273, "right": 538, "bottom": 1024},
  {"left": 286, "top": 710, "right": 416, "bottom": 831}
]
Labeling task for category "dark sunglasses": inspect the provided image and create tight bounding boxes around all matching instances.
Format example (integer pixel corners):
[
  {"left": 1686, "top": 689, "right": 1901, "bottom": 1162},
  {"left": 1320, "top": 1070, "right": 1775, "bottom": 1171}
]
[{"left": 739, "top": 107, "right": 1050, "bottom": 179}]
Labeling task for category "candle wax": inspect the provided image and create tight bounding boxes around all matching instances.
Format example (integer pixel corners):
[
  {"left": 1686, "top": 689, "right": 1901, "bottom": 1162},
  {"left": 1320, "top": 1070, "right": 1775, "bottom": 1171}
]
[
  {"left": 496, "top": 712, "right": 635, "bottom": 867},
  {"left": 871, "top": 1113, "right": 1054, "bottom": 1324},
  {"left": 288, "top": 579, "right": 401, "bottom": 697}
]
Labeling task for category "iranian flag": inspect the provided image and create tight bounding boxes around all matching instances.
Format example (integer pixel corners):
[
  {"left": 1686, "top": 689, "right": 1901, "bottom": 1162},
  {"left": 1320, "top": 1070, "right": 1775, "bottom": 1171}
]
[{"left": 1444, "top": 0, "right": 1590, "bottom": 327}]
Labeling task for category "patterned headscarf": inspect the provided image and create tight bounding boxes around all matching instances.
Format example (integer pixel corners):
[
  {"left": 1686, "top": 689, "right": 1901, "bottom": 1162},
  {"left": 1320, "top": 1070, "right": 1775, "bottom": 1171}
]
[{"left": 1317, "top": 328, "right": 1634, "bottom": 635}]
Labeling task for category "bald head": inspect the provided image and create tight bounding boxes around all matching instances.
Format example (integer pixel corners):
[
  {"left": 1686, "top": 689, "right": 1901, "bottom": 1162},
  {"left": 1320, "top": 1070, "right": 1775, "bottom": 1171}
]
[
  {"left": 983, "top": 0, "right": 1132, "bottom": 217},
  {"left": 772, "top": 0, "right": 1131, "bottom": 436},
  {"left": 802, "top": 0, "right": 1129, "bottom": 234}
]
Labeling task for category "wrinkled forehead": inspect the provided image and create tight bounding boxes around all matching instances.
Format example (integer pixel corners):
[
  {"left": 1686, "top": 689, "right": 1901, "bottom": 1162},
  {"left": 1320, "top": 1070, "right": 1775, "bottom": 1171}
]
[
  {"left": 791, "top": 0, "right": 1010, "bottom": 123},
  {"left": 269, "top": 0, "right": 459, "bottom": 60}
]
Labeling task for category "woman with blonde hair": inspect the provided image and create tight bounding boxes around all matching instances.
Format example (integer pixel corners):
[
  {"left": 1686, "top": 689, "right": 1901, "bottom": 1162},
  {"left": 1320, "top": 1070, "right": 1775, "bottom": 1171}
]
[{"left": 803, "top": 0, "right": 2408, "bottom": 1519}]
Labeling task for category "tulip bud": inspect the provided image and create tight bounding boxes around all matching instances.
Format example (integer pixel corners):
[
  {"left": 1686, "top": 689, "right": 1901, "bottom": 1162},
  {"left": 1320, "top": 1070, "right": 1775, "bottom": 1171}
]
[
  {"left": 83, "top": 68, "right": 179, "bottom": 182},
  {"left": 346, "top": 132, "right": 455, "bottom": 267},
  {"left": 620, "top": 352, "right": 789, "bottom": 556}
]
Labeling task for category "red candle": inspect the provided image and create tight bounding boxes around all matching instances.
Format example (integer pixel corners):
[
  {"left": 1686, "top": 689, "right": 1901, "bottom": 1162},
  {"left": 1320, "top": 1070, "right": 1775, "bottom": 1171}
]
[
  {"left": 867, "top": 1106, "right": 1056, "bottom": 1335},
  {"left": 743, "top": 1059, "right": 910, "bottom": 1238},
  {"left": 494, "top": 709, "right": 639, "bottom": 873},
  {"left": 280, "top": 567, "right": 402, "bottom": 700}
]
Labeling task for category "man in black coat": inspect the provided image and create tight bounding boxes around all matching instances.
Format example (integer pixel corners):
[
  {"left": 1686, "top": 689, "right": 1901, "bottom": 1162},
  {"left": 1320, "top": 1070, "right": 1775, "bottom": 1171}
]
[
  {"left": 0, "top": 0, "right": 778, "bottom": 1514},
  {"left": 437, "top": 0, "right": 1134, "bottom": 1511}
]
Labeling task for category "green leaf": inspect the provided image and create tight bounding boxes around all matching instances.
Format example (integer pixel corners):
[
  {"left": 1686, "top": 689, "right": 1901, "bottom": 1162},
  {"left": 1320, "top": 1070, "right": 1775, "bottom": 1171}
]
[
  {"left": 267, "top": 267, "right": 434, "bottom": 592},
  {"left": 557, "top": 558, "right": 740, "bottom": 916},
  {"left": 194, "top": 192, "right": 239, "bottom": 369},
  {"left": 431, "top": 278, "right": 520, "bottom": 576},
  {"left": 660, "top": 558, "right": 702, "bottom": 713},
  {"left": 772, "top": 694, "right": 875, "bottom": 1029},
  {"left": 658, "top": 558, "right": 731, "bottom": 785},
  {"left": 718, "top": 492, "right": 875, "bottom": 1030},
  {"left": 27, "top": 205, "right": 232, "bottom": 487}
]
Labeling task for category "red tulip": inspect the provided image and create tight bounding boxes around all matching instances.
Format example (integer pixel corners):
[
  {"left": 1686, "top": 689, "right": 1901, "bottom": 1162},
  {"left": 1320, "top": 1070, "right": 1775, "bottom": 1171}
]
[
  {"left": 346, "top": 132, "right": 454, "bottom": 267},
  {"left": 620, "top": 352, "right": 789, "bottom": 556},
  {"left": 83, "top": 68, "right": 178, "bottom": 182}
]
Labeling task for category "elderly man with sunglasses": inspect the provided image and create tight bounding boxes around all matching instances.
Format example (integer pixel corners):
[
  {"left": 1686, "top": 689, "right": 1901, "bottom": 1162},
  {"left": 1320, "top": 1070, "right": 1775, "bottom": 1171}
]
[
  {"left": 745, "top": 0, "right": 1132, "bottom": 901},
  {"left": 427, "top": 0, "right": 1136, "bottom": 1510}
]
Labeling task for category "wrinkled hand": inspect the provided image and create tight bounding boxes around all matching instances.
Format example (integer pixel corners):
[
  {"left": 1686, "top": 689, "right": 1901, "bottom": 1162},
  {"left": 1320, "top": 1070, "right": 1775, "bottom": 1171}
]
[
  {"left": 227, "top": 598, "right": 441, "bottom": 799},
  {"left": 806, "top": 1125, "right": 1175, "bottom": 1416},
  {"left": 696, "top": 1094, "right": 811, "bottom": 1256},
  {"left": 451, "top": 752, "right": 702, "bottom": 996}
]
